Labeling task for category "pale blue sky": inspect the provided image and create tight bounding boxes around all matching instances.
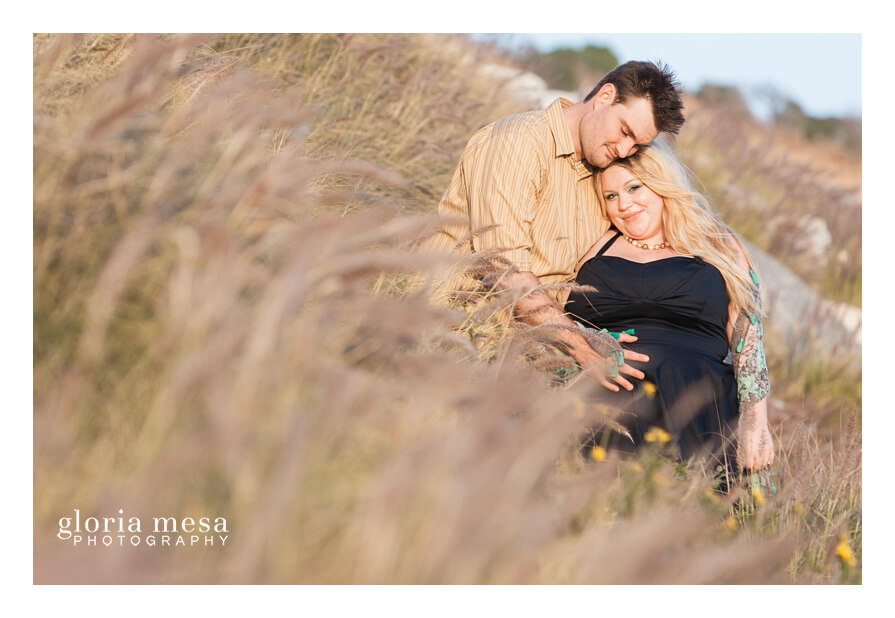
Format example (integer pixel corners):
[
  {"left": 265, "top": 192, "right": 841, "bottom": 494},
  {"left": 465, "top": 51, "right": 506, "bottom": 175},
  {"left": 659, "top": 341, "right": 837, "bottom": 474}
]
[{"left": 477, "top": 33, "right": 861, "bottom": 119}]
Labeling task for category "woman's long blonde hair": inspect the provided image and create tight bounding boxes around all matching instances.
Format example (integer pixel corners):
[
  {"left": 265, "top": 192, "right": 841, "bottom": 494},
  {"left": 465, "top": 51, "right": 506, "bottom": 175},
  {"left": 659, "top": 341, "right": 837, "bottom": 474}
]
[{"left": 595, "top": 139, "right": 761, "bottom": 318}]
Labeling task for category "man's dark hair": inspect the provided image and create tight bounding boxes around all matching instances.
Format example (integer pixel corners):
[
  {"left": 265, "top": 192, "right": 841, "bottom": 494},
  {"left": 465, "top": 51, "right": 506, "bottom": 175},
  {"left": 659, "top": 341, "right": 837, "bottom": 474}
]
[{"left": 584, "top": 60, "right": 685, "bottom": 135}]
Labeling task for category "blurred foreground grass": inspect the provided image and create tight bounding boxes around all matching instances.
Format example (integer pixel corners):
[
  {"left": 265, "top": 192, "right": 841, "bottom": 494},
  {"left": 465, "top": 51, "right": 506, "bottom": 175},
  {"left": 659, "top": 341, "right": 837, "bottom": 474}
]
[{"left": 34, "top": 34, "right": 860, "bottom": 584}]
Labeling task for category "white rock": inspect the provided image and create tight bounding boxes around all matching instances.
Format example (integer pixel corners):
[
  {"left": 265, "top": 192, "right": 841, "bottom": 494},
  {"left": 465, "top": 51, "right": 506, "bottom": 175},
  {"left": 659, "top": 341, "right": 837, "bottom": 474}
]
[
  {"left": 477, "top": 64, "right": 546, "bottom": 92},
  {"left": 820, "top": 300, "right": 862, "bottom": 345},
  {"left": 795, "top": 216, "right": 832, "bottom": 257},
  {"left": 477, "top": 63, "right": 577, "bottom": 110},
  {"left": 747, "top": 239, "right": 861, "bottom": 352}
]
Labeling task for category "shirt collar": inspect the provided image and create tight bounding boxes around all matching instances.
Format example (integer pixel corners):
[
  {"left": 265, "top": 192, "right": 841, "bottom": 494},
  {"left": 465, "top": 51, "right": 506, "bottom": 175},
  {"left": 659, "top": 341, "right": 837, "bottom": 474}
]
[
  {"left": 547, "top": 97, "right": 594, "bottom": 178},
  {"left": 547, "top": 97, "right": 576, "bottom": 158}
]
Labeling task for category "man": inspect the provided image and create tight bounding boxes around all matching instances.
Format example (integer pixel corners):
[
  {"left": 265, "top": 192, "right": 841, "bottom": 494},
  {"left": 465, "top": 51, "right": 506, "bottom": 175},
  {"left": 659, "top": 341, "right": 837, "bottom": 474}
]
[{"left": 425, "top": 61, "right": 685, "bottom": 391}]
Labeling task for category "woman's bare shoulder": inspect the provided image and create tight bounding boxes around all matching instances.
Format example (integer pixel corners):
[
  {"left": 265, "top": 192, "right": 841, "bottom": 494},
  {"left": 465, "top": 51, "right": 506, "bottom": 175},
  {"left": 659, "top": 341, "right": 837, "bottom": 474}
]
[{"left": 576, "top": 230, "right": 618, "bottom": 272}]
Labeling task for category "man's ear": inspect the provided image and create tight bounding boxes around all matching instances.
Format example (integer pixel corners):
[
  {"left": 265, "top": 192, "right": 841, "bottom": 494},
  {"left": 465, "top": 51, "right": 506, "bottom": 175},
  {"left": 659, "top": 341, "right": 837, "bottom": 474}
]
[{"left": 593, "top": 83, "right": 617, "bottom": 107}]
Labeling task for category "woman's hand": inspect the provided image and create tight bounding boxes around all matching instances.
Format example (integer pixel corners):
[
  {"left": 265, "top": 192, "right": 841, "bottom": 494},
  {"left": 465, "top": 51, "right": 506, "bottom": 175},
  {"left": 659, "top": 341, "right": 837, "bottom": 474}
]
[
  {"left": 602, "top": 332, "right": 648, "bottom": 392},
  {"left": 576, "top": 330, "right": 648, "bottom": 392},
  {"left": 504, "top": 269, "right": 648, "bottom": 393},
  {"left": 736, "top": 406, "right": 774, "bottom": 470}
]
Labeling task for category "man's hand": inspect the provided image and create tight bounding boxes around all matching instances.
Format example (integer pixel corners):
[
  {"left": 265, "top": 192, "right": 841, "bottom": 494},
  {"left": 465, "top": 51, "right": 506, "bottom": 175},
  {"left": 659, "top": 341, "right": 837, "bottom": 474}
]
[{"left": 502, "top": 270, "right": 648, "bottom": 391}]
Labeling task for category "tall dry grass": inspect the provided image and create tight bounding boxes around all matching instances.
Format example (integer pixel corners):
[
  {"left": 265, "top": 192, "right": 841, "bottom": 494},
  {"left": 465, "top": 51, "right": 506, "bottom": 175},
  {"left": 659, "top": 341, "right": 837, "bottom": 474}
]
[{"left": 34, "top": 34, "right": 860, "bottom": 584}]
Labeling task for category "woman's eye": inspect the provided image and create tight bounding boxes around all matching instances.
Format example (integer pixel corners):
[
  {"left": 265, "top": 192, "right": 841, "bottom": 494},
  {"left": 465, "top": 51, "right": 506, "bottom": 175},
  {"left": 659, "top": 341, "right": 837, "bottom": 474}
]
[
  {"left": 605, "top": 193, "right": 617, "bottom": 200},
  {"left": 627, "top": 184, "right": 641, "bottom": 192}
]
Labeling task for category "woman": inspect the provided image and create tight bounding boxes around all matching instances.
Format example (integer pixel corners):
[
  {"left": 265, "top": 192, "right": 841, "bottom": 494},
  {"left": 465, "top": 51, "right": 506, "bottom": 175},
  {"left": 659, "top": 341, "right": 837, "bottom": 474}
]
[{"left": 564, "top": 139, "right": 773, "bottom": 471}]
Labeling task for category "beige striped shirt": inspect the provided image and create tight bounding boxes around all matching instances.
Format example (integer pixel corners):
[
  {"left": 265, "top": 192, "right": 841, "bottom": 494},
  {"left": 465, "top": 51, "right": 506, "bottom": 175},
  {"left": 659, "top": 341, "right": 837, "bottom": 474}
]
[{"left": 424, "top": 97, "right": 610, "bottom": 288}]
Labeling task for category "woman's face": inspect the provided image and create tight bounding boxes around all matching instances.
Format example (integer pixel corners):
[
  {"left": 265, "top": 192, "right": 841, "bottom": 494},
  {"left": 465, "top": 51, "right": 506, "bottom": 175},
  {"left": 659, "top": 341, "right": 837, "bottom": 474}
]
[{"left": 600, "top": 165, "right": 665, "bottom": 242}]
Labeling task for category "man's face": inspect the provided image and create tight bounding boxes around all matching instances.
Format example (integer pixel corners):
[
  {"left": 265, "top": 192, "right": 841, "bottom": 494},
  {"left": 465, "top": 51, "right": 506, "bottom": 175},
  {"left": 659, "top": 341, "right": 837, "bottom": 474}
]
[{"left": 579, "top": 87, "right": 658, "bottom": 169}]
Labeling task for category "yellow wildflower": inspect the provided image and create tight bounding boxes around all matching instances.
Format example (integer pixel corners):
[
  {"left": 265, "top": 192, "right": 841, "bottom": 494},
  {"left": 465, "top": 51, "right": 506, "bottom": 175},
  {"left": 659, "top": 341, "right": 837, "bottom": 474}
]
[
  {"left": 836, "top": 534, "right": 857, "bottom": 567},
  {"left": 752, "top": 487, "right": 765, "bottom": 505},
  {"left": 644, "top": 426, "right": 671, "bottom": 444},
  {"left": 724, "top": 516, "right": 737, "bottom": 531},
  {"left": 793, "top": 503, "right": 804, "bottom": 516},
  {"left": 642, "top": 381, "right": 657, "bottom": 399},
  {"left": 590, "top": 446, "right": 607, "bottom": 462},
  {"left": 704, "top": 487, "right": 720, "bottom": 504}
]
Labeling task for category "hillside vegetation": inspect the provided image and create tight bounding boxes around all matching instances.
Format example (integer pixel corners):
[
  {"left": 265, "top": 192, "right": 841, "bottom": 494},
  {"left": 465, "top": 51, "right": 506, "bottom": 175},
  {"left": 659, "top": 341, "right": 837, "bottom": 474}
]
[{"left": 34, "top": 34, "right": 860, "bottom": 584}]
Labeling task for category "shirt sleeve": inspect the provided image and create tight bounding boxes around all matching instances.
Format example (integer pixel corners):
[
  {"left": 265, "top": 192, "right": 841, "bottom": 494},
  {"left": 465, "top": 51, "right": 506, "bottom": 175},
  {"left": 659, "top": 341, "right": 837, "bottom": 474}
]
[{"left": 461, "top": 128, "right": 544, "bottom": 273}]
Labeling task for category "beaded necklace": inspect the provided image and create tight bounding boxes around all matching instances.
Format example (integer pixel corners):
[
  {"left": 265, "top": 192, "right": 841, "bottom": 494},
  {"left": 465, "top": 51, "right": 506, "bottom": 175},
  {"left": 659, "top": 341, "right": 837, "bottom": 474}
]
[{"left": 623, "top": 234, "right": 670, "bottom": 250}]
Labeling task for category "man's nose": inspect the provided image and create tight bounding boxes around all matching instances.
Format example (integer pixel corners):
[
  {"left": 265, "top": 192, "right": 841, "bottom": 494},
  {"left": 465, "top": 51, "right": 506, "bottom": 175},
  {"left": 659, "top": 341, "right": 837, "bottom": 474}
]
[{"left": 619, "top": 137, "right": 637, "bottom": 158}]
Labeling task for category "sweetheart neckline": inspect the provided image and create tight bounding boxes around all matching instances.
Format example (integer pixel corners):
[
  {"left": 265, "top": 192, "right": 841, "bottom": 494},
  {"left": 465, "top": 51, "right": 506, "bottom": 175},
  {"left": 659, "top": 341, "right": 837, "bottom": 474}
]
[{"left": 586, "top": 254, "right": 699, "bottom": 266}]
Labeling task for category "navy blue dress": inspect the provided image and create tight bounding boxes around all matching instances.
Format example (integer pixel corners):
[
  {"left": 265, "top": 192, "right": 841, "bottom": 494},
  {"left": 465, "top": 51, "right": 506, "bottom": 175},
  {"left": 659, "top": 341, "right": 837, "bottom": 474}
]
[{"left": 564, "top": 232, "right": 738, "bottom": 462}]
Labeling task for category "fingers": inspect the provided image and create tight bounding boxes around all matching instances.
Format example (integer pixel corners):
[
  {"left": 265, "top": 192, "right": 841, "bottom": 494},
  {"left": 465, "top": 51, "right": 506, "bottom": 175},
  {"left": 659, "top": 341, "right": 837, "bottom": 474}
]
[
  {"left": 738, "top": 429, "right": 774, "bottom": 470},
  {"left": 615, "top": 333, "right": 638, "bottom": 343},
  {"left": 741, "top": 447, "right": 756, "bottom": 470},
  {"left": 622, "top": 349, "right": 649, "bottom": 363},
  {"left": 614, "top": 375, "right": 634, "bottom": 391},
  {"left": 760, "top": 432, "right": 775, "bottom": 467},
  {"left": 755, "top": 428, "right": 773, "bottom": 468},
  {"left": 619, "top": 347, "right": 647, "bottom": 380},
  {"left": 599, "top": 377, "right": 620, "bottom": 392},
  {"left": 595, "top": 371, "right": 635, "bottom": 392},
  {"left": 737, "top": 430, "right": 757, "bottom": 469},
  {"left": 594, "top": 364, "right": 643, "bottom": 391},
  {"left": 597, "top": 375, "right": 633, "bottom": 392},
  {"left": 619, "top": 364, "right": 645, "bottom": 381}
]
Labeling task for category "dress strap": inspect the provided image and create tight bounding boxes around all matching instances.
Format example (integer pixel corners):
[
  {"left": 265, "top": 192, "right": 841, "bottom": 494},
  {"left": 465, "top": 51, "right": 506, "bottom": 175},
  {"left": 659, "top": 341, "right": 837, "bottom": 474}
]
[{"left": 595, "top": 230, "right": 623, "bottom": 258}]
